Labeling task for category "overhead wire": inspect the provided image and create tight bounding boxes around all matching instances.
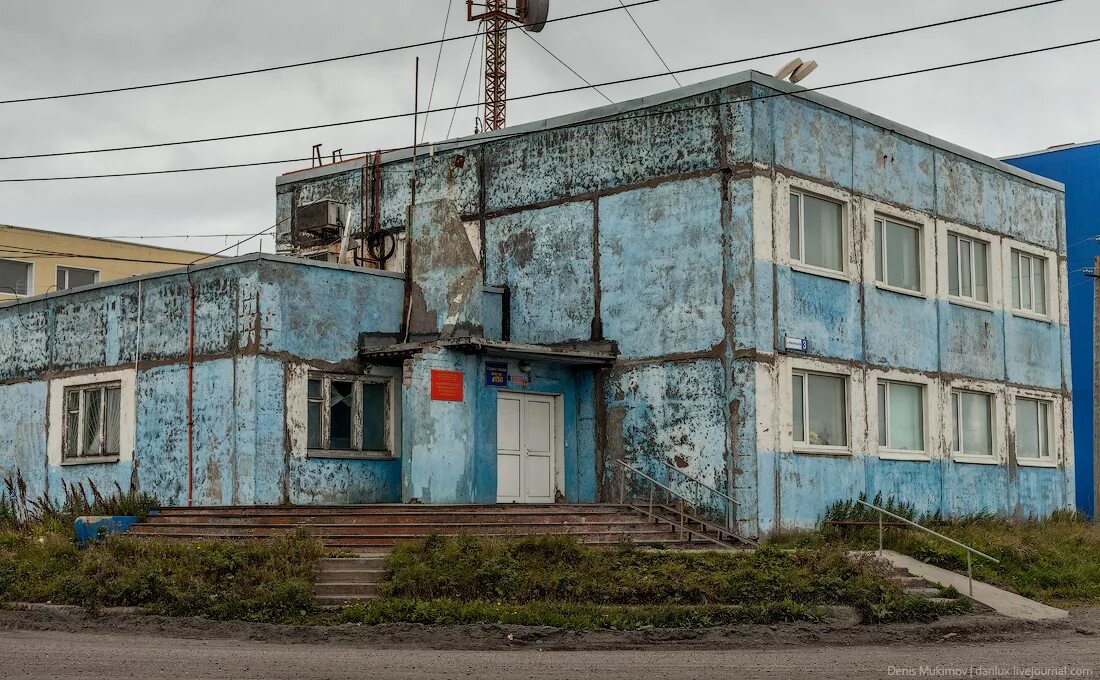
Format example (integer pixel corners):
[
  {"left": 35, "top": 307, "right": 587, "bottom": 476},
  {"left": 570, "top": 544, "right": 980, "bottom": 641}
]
[
  {"left": 0, "top": 0, "right": 662, "bottom": 107},
  {"left": 420, "top": 0, "right": 454, "bottom": 143},
  {"left": 517, "top": 30, "right": 614, "bottom": 104},
  {"left": 1, "top": 33, "right": 1097, "bottom": 184},
  {"left": 446, "top": 21, "right": 484, "bottom": 139},
  {"left": 0, "top": 0, "right": 1064, "bottom": 163},
  {"left": 617, "top": 0, "right": 680, "bottom": 86}
]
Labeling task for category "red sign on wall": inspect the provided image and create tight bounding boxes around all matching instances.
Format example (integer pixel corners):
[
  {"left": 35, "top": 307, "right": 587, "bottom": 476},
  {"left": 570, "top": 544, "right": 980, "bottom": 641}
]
[{"left": 430, "top": 369, "right": 464, "bottom": 402}]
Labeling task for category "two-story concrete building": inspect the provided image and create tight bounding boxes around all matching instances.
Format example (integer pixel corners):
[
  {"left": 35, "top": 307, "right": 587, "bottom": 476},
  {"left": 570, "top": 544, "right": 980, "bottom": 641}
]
[{"left": 0, "top": 71, "right": 1073, "bottom": 536}]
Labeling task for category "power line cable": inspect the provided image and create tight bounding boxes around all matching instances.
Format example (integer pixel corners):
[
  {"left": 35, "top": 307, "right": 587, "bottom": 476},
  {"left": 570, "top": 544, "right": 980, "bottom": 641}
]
[
  {"left": 0, "top": 1, "right": 661, "bottom": 107},
  {"left": 0, "top": 0, "right": 1062, "bottom": 163},
  {"left": 421, "top": 0, "right": 454, "bottom": 143},
  {"left": 2, "top": 33, "right": 1096, "bottom": 184},
  {"left": 517, "top": 29, "right": 614, "bottom": 104},
  {"left": 446, "top": 22, "right": 484, "bottom": 139},
  {"left": 617, "top": 0, "right": 680, "bottom": 87}
]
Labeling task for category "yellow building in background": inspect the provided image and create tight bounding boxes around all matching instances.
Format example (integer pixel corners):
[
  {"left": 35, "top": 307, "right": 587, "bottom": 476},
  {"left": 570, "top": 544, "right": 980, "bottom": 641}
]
[{"left": 0, "top": 224, "right": 221, "bottom": 300}]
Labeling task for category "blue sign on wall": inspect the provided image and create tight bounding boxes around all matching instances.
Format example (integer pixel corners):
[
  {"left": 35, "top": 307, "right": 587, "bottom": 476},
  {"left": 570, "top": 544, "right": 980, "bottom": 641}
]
[{"left": 485, "top": 361, "right": 509, "bottom": 388}]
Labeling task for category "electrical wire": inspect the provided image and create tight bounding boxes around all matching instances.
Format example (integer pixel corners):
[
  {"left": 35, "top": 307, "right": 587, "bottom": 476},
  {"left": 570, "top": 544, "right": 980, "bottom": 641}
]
[
  {"left": 2, "top": 34, "right": 1096, "bottom": 184},
  {"left": 617, "top": 0, "right": 680, "bottom": 87},
  {"left": 0, "top": 0, "right": 1063, "bottom": 163},
  {"left": 0, "top": 0, "right": 662, "bottom": 107},
  {"left": 446, "top": 22, "right": 484, "bottom": 140},
  {"left": 517, "top": 29, "right": 614, "bottom": 104},
  {"left": 420, "top": 0, "right": 454, "bottom": 143}
]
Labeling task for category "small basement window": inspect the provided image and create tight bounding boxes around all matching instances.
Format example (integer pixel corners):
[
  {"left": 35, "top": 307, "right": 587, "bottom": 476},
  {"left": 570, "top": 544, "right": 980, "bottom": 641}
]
[
  {"left": 307, "top": 374, "right": 393, "bottom": 456},
  {"left": 951, "top": 389, "right": 994, "bottom": 458},
  {"left": 56, "top": 266, "right": 99, "bottom": 291},
  {"left": 1010, "top": 249, "right": 1048, "bottom": 316},
  {"left": 789, "top": 190, "right": 845, "bottom": 273},
  {"left": 63, "top": 382, "right": 122, "bottom": 461},
  {"left": 0, "top": 259, "right": 32, "bottom": 296},
  {"left": 792, "top": 370, "right": 848, "bottom": 449},
  {"left": 1016, "top": 397, "right": 1053, "bottom": 462},
  {"left": 874, "top": 216, "right": 921, "bottom": 292},
  {"left": 947, "top": 233, "right": 990, "bottom": 303}
]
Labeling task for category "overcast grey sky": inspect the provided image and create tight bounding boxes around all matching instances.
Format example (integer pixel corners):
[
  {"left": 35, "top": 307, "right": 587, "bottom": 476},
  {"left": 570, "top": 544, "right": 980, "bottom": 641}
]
[{"left": 0, "top": 0, "right": 1095, "bottom": 255}]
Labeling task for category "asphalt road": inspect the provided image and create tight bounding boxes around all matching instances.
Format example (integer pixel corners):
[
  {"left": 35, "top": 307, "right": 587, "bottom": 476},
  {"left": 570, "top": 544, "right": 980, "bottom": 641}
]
[{"left": 1, "top": 629, "right": 1097, "bottom": 680}]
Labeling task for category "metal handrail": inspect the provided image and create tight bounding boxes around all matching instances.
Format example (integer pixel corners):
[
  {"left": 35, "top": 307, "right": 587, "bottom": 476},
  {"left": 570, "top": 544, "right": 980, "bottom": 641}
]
[
  {"left": 661, "top": 461, "right": 738, "bottom": 534},
  {"left": 615, "top": 460, "right": 755, "bottom": 548},
  {"left": 857, "top": 499, "right": 999, "bottom": 596}
]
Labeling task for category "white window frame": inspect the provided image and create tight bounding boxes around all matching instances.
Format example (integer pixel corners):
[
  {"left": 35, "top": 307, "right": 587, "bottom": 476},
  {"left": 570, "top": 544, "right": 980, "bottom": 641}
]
[
  {"left": 1004, "top": 239, "right": 1056, "bottom": 323},
  {"left": 948, "top": 381, "right": 1003, "bottom": 465},
  {"left": 1010, "top": 388, "right": 1062, "bottom": 468},
  {"left": 782, "top": 177, "right": 851, "bottom": 282},
  {"left": 788, "top": 363, "right": 853, "bottom": 456},
  {"left": 62, "top": 382, "right": 122, "bottom": 461},
  {"left": 0, "top": 257, "right": 34, "bottom": 297},
  {"left": 873, "top": 215, "right": 924, "bottom": 296},
  {"left": 305, "top": 371, "right": 397, "bottom": 459},
  {"left": 862, "top": 200, "right": 934, "bottom": 299},
  {"left": 937, "top": 222, "right": 1001, "bottom": 311},
  {"left": 873, "top": 374, "right": 931, "bottom": 461},
  {"left": 946, "top": 231, "right": 992, "bottom": 306},
  {"left": 56, "top": 265, "right": 100, "bottom": 291},
  {"left": 47, "top": 368, "right": 136, "bottom": 467}
]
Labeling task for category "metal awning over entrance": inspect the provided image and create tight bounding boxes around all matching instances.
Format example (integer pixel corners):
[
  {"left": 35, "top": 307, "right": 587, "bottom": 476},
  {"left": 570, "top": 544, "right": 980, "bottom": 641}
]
[{"left": 358, "top": 336, "right": 617, "bottom": 366}]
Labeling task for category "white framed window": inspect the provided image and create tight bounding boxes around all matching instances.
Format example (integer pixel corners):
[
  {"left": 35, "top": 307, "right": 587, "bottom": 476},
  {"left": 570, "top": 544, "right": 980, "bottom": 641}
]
[
  {"left": 792, "top": 370, "right": 848, "bottom": 449},
  {"left": 1010, "top": 249, "right": 1048, "bottom": 316},
  {"left": 789, "top": 190, "right": 845, "bottom": 273},
  {"left": 1015, "top": 396, "right": 1052, "bottom": 462},
  {"left": 947, "top": 232, "right": 990, "bottom": 303},
  {"left": 951, "top": 389, "right": 994, "bottom": 459},
  {"left": 877, "top": 380, "right": 925, "bottom": 454},
  {"left": 307, "top": 373, "right": 394, "bottom": 456},
  {"left": 874, "top": 216, "right": 921, "bottom": 292},
  {"left": 62, "top": 382, "right": 122, "bottom": 461},
  {"left": 56, "top": 266, "right": 99, "bottom": 291},
  {"left": 0, "top": 258, "right": 32, "bottom": 296}
]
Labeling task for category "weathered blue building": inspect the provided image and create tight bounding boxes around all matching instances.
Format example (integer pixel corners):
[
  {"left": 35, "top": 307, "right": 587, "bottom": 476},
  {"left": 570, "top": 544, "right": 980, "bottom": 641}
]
[
  {"left": 0, "top": 71, "right": 1074, "bottom": 535},
  {"left": 1003, "top": 140, "right": 1100, "bottom": 518}
]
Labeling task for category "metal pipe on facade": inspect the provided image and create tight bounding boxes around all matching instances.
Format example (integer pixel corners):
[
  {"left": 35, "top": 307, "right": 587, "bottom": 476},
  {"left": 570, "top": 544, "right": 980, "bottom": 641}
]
[
  {"left": 187, "top": 275, "right": 196, "bottom": 507},
  {"left": 400, "top": 57, "right": 419, "bottom": 343}
]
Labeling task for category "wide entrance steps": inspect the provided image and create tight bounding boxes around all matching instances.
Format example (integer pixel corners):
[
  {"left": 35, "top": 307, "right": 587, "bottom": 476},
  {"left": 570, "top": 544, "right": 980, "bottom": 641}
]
[{"left": 128, "top": 504, "right": 726, "bottom": 550}]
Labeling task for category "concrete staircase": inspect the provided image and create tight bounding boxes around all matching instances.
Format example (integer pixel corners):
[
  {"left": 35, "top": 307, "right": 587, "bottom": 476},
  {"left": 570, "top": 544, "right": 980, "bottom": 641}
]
[
  {"left": 313, "top": 555, "right": 388, "bottom": 605},
  {"left": 128, "top": 503, "right": 722, "bottom": 550}
]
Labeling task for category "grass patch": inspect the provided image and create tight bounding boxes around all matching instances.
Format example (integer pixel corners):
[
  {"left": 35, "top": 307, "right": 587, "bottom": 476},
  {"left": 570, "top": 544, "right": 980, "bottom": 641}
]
[
  {"left": 0, "top": 525, "right": 323, "bottom": 622},
  {"left": 816, "top": 499, "right": 1100, "bottom": 607},
  {"left": 379, "top": 533, "right": 962, "bottom": 624}
]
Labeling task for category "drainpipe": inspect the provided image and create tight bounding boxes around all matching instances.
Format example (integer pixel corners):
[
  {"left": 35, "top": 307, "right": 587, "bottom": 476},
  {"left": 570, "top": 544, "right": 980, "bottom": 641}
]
[{"left": 187, "top": 277, "right": 196, "bottom": 507}]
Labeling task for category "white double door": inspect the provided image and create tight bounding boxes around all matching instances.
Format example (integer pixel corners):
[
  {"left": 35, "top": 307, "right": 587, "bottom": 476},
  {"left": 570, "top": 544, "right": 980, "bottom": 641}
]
[{"left": 496, "top": 392, "right": 557, "bottom": 503}]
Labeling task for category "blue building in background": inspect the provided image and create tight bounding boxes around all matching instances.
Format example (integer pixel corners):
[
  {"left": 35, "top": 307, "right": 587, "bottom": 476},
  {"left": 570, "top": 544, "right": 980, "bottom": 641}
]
[
  {"left": 0, "top": 71, "right": 1077, "bottom": 535},
  {"left": 1004, "top": 140, "right": 1100, "bottom": 518}
]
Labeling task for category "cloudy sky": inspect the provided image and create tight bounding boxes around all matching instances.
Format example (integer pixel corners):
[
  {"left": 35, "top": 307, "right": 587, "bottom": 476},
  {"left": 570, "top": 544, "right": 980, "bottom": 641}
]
[{"left": 0, "top": 0, "right": 1095, "bottom": 255}]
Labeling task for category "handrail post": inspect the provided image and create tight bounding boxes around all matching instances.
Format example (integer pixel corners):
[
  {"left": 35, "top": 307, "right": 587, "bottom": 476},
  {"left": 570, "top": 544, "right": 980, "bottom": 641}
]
[
  {"left": 648, "top": 485, "right": 654, "bottom": 518},
  {"left": 878, "top": 511, "right": 884, "bottom": 557},
  {"left": 967, "top": 552, "right": 973, "bottom": 597},
  {"left": 619, "top": 468, "right": 625, "bottom": 505}
]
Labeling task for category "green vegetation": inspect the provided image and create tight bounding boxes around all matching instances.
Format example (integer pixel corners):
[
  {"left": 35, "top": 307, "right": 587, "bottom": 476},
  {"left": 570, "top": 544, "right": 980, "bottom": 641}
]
[
  {"left": 363, "top": 533, "right": 963, "bottom": 627},
  {"left": 2, "top": 471, "right": 158, "bottom": 534},
  {"left": 813, "top": 496, "right": 1100, "bottom": 607}
]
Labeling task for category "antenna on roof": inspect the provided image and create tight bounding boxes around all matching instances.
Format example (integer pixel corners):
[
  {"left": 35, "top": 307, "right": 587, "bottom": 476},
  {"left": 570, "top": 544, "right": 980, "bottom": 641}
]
[{"left": 467, "top": 0, "right": 551, "bottom": 131}]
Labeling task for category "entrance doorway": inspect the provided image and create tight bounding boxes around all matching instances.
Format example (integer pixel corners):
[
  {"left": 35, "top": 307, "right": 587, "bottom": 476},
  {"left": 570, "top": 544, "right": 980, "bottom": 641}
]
[{"left": 496, "top": 392, "right": 558, "bottom": 503}]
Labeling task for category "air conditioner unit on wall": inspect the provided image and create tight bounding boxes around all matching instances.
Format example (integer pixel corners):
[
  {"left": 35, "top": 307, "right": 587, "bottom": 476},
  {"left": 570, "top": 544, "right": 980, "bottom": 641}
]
[{"left": 294, "top": 200, "right": 347, "bottom": 243}]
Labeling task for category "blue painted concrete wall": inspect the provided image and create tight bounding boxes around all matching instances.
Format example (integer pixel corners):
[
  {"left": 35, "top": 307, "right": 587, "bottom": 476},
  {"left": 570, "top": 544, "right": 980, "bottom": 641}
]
[{"left": 1004, "top": 142, "right": 1099, "bottom": 518}]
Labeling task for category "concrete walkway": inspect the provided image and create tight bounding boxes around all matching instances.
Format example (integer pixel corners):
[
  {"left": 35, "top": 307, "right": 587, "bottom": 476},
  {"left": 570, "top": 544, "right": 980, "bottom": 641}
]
[{"left": 875, "top": 549, "right": 1069, "bottom": 621}]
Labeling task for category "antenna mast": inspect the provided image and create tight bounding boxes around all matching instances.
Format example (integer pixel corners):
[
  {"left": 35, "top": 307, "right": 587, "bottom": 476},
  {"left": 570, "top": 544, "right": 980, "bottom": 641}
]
[{"left": 467, "top": 0, "right": 549, "bottom": 132}]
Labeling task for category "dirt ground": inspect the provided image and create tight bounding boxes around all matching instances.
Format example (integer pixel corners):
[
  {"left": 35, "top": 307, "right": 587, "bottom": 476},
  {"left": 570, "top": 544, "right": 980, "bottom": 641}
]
[
  {"left": 0, "top": 604, "right": 1097, "bottom": 652},
  {"left": 2, "top": 623, "right": 1098, "bottom": 680}
]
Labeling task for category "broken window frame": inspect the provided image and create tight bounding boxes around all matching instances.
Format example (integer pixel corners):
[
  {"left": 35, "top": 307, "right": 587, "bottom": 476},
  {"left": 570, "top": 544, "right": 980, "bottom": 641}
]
[
  {"left": 306, "top": 372, "right": 394, "bottom": 458},
  {"left": 62, "top": 381, "right": 122, "bottom": 462},
  {"left": 791, "top": 369, "right": 849, "bottom": 452},
  {"left": 56, "top": 265, "right": 100, "bottom": 291},
  {"left": 789, "top": 189, "right": 846, "bottom": 275}
]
